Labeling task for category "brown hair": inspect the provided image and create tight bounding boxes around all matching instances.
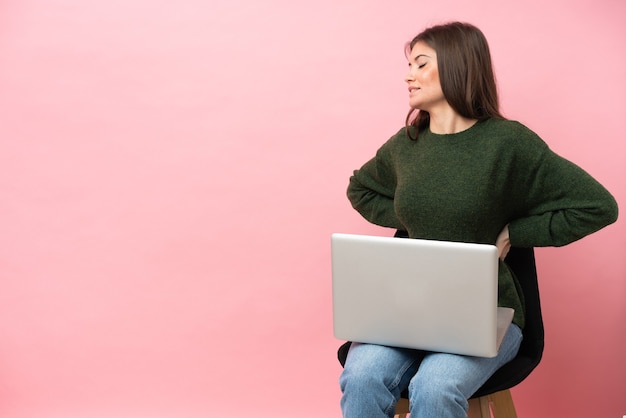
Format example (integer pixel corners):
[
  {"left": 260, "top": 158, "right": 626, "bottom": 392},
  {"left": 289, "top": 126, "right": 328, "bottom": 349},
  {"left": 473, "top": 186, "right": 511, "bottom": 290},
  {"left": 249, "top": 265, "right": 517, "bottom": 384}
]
[{"left": 405, "top": 22, "right": 504, "bottom": 139}]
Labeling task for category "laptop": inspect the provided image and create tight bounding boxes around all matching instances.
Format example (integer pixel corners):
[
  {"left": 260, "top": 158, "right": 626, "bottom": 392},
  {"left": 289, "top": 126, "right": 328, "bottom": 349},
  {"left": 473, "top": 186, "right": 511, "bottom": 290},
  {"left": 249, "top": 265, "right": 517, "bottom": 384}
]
[{"left": 331, "top": 233, "right": 514, "bottom": 358}]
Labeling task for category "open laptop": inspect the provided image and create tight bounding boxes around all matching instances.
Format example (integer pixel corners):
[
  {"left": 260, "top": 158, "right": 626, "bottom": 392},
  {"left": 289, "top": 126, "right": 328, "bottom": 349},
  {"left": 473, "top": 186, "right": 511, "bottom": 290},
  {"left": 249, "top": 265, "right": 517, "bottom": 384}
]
[{"left": 331, "top": 233, "right": 514, "bottom": 358}]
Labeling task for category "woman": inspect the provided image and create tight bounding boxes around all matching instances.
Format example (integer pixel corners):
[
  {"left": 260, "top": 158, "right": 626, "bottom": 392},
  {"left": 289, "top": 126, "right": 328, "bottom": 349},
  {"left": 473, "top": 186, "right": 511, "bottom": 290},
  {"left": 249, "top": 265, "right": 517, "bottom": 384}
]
[{"left": 339, "top": 22, "right": 618, "bottom": 418}]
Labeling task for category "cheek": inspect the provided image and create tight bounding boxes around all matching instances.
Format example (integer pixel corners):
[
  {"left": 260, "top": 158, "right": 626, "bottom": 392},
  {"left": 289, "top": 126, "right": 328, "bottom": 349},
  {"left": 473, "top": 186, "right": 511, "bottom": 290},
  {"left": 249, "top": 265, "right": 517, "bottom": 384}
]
[
  {"left": 419, "top": 69, "right": 438, "bottom": 86},
  {"left": 426, "top": 71, "right": 442, "bottom": 91}
]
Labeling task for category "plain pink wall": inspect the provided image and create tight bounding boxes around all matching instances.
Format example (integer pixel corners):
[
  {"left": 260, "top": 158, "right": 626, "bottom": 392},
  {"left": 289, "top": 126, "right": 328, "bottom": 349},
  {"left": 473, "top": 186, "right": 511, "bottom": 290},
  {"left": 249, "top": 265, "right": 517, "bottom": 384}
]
[{"left": 0, "top": 1, "right": 624, "bottom": 417}]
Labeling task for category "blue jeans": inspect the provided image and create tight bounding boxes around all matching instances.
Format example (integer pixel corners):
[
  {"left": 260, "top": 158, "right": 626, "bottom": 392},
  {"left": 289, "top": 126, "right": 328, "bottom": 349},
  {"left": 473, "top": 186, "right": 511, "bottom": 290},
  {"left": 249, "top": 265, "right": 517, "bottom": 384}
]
[{"left": 339, "top": 324, "right": 523, "bottom": 418}]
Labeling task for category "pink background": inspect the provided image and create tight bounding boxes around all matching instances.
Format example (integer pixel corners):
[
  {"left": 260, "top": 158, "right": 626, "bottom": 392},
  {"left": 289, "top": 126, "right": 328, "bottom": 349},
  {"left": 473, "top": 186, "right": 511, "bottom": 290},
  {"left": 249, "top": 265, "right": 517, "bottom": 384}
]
[{"left": 1, "top": 1, "right": 624, "bottom": 417}]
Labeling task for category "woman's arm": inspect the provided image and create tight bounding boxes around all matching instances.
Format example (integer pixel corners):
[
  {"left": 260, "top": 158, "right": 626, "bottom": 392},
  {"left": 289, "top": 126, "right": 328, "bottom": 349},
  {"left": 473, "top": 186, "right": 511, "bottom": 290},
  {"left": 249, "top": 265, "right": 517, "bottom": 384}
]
[
  {"left": 508, "top": 148, "right": 618, "bottom": 247},
  {"left": 347, "top": 141, "right": 404, "bottom": 230}
]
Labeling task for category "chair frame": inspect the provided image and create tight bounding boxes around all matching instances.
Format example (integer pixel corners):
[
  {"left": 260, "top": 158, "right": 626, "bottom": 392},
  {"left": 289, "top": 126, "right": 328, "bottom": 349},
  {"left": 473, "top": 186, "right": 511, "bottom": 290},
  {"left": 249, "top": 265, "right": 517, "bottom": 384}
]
[{"left": 395, "top": 389, "right": 518, "bottom": 417}]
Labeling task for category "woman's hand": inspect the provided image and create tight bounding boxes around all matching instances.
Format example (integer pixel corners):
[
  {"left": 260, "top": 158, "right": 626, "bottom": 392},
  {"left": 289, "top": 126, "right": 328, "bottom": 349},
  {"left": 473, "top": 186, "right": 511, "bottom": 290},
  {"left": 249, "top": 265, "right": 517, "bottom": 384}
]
[{"left": 495, "top": 224, "right": 511, "bottom": 261}]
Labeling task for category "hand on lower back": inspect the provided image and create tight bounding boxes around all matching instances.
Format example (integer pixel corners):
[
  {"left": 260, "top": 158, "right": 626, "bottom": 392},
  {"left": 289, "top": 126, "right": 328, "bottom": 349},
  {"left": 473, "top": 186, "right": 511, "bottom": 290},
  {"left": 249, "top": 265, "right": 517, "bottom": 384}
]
[{"left": 496, "top": 224, "right": 511, "bottom": 261}]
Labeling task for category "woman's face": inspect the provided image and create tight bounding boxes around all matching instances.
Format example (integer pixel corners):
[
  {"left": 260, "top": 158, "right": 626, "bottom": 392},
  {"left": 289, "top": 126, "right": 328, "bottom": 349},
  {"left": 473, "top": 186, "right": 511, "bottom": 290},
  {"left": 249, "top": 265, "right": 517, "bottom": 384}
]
[{"left": 405, "top": 41, "right": 446, "bottom": 112}]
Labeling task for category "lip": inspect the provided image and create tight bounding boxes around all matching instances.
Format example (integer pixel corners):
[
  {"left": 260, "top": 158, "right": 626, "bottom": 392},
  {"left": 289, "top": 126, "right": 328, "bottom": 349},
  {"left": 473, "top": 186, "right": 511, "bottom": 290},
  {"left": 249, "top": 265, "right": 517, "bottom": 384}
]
[{"left": 408, "top": 86, "right": 420, "bottom": 94}]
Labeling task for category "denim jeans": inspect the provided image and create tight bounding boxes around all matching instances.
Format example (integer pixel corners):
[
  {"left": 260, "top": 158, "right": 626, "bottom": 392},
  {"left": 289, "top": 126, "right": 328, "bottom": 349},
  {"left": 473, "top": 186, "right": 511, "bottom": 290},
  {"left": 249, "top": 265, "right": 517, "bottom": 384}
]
[{"left": 339, "top": 324, "right": 523, "bottom": 418}]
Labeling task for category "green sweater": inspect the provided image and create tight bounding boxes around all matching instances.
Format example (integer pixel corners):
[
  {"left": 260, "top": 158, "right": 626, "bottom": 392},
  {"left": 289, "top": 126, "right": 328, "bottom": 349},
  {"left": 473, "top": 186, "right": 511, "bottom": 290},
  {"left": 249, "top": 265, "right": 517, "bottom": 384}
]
[{"left": 347, "top": 118, "right": 618, "bottom": 328}]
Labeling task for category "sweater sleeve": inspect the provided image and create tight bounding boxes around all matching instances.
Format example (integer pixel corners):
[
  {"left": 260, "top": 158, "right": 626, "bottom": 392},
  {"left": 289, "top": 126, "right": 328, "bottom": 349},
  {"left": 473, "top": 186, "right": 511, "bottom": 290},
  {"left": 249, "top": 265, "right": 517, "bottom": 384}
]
[
  {"left": 346, "top": 137, "right": 404, "bottom": 230},
  {"left": 508, "top": 142, "right": 618, "bottom": 248}
]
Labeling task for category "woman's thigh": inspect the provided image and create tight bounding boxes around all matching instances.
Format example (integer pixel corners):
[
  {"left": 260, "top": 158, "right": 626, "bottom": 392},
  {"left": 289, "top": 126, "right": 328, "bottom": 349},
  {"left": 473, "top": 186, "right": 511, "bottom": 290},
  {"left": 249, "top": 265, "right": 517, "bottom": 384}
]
[
  {"left": 410, "top": 324, "right": 523, "bottom": 399},
  {"left": 341, "top": 342, "right": 424, "bottom": 395}
]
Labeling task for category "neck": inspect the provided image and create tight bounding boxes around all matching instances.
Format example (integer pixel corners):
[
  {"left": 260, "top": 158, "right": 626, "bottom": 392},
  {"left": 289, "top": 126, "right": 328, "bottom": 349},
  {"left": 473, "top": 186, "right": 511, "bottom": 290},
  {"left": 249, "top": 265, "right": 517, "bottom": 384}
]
[{"left": 428, "top": 107, "right": 478, "bottom": 134}]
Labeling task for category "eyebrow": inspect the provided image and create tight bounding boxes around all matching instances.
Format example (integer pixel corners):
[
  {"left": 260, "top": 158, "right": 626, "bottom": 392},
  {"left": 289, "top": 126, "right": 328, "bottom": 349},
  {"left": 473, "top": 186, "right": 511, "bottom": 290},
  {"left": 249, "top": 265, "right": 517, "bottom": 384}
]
[{"left": 412, "top": 54, "right": 431, "bottom": 60}]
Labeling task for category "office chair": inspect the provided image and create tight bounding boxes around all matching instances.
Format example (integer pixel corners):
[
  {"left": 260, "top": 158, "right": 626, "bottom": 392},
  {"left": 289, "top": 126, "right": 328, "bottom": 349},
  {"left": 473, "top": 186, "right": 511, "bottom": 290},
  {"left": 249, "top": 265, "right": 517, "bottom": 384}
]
[{"left": 338, "top": 231, "right": 544, "bottom": 418}]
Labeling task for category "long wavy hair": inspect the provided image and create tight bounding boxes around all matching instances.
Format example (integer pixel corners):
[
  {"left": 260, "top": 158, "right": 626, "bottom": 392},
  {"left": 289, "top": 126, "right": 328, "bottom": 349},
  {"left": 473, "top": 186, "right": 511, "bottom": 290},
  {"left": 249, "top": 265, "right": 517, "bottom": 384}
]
[{"left": 405, "top": 22, "right": 504, "bottom": 140}]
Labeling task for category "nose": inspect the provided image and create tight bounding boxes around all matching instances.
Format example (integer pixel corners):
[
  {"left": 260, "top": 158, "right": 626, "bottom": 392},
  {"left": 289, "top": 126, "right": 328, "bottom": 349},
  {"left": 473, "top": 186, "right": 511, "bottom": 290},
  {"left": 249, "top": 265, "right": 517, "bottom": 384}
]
[{"left": 404, "top": 67, "right": 415, "bottom": 83}]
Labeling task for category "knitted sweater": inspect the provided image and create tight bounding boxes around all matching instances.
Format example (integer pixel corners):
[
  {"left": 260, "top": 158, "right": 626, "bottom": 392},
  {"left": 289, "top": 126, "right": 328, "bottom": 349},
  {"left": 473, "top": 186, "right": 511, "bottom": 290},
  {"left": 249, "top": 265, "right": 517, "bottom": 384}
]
[{"left": 347, "top": 118, "right": 619, "bottom": 328}]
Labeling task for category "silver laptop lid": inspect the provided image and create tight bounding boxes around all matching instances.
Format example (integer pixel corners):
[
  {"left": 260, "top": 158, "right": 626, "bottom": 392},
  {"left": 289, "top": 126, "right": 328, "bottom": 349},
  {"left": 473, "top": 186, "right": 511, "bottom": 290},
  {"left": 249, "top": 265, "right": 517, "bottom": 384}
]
[{"left": 331, "top": 233, "right": 511, "bottom": 357}]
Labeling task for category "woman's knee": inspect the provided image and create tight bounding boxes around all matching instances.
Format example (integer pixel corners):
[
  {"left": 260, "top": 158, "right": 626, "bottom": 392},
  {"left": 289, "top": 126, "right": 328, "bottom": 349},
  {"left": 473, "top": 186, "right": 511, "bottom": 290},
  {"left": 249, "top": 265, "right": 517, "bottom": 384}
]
[
  {"left": 340, "top": 343, "right": 415, "bottom": 395},
  {"left": 340, "top": 358, "right": 386, "bottom": 394},
  {"left": 408, "top": 373, "right": 468, "bottom": 412}
]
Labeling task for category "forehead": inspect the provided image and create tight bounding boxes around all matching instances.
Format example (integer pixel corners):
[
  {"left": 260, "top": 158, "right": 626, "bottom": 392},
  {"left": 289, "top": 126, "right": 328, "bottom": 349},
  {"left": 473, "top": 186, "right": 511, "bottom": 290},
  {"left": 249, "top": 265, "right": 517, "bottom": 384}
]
[{"left": 409, "top": 41, "right": 437, "bottom": 61}]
